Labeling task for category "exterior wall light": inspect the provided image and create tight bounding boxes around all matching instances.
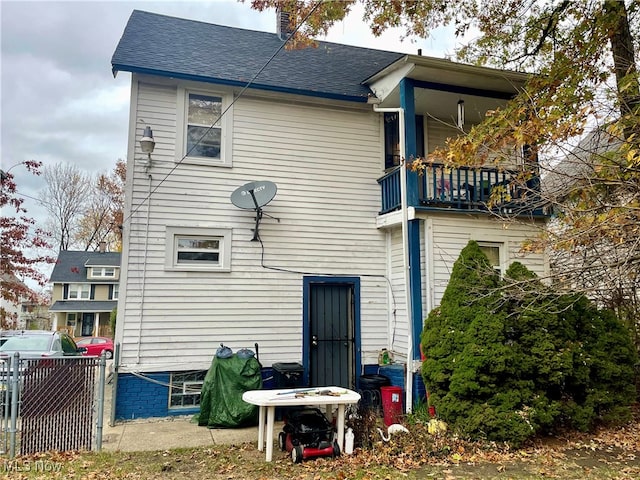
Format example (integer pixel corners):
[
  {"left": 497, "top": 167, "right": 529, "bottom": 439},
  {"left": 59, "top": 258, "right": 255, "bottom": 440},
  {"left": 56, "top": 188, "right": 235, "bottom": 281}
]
[
  {"left": 140, "top": 126, "right": 155, "bottom": 154},
  {"left": 457, "top": 99, "right": 465, "bottom": 130},
  {"left": 140, "top": 126, "right": 155, "bottom": 172}
]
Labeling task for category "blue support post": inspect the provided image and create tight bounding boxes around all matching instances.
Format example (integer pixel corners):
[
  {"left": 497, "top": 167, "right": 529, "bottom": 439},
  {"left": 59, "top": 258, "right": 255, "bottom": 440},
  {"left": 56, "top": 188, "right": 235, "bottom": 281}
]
[
  {"left": 408, "top": 219, "right": 423, "bottom": 360},
  {"left": 400, "top": 79, "right": 419, "bottom": 207},
  {"left": 400, "top": 78, "right": 423, "bottom": 362}
]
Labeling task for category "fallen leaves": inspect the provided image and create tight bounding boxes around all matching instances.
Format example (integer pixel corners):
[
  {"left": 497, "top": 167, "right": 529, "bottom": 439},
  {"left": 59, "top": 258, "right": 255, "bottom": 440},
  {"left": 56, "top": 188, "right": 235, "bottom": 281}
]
[{"left": 6, "top": 409, "right": 640, "bottom": 479}]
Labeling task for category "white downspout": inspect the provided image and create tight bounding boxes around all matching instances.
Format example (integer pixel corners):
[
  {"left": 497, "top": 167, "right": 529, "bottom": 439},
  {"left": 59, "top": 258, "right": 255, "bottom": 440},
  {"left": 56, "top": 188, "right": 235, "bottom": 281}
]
[{"left": 373, "top": 105, "right": 413, "bottom": 413}]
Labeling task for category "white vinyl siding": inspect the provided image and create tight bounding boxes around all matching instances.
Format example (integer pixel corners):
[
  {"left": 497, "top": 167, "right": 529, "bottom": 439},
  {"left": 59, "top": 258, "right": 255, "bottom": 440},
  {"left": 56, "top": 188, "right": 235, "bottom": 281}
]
[
  {"left": 118, "top": 81, "right": 389, "bottom": 371},
  {"left": 421, "top": 213, "right": 547, "bottom": 307},
  {"left": 387, "top": 227, "right": 408, "bottom": 360}
]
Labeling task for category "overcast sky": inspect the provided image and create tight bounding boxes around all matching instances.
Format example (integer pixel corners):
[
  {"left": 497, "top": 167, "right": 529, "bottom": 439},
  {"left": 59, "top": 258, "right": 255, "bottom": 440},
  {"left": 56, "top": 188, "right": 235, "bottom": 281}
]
[{"left": 1, "top": 0, "right": 457, "bottom": 276}]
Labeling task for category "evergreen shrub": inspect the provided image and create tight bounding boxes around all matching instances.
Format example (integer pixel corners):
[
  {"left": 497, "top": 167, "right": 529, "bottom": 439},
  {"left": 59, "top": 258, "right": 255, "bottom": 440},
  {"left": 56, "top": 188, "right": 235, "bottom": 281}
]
[{"left": 421, "top": 241, "right": 637, "bottom": 446}]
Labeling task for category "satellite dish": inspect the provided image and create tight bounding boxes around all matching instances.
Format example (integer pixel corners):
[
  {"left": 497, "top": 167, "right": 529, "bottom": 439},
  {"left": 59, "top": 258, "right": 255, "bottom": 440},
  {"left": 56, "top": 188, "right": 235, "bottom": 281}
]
[
  {"left": 230, "top": 181, "right": 278, "bottom": 241},
  {"left": 230, "top": 181, "right": 277, "bottom": 210}
]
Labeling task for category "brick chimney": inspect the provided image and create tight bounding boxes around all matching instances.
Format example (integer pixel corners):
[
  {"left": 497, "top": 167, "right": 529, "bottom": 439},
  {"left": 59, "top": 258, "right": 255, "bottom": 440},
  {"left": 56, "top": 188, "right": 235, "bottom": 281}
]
[
  {"left": 276, "top": 8, "right": 293, "bottom": 41},
  {"left": 99, "top": 241, "right": 106, "bottom": 253}
]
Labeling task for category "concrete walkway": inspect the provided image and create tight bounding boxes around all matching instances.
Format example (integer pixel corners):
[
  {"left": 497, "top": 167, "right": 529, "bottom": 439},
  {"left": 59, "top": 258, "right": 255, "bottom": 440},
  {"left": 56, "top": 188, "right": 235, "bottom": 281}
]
[
  {"left": 101, "top": 416, "right": 267, "bottom": 452},
  {"left": 100, "top": 382, "right": 280, "bottom": 452}
]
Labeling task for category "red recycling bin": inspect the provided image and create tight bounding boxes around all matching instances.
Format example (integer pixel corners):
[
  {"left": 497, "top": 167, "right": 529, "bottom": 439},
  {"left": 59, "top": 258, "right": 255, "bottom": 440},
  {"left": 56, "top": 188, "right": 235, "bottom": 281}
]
[{"left": 380, "top": 386, "right": 403, "bottom": 426}]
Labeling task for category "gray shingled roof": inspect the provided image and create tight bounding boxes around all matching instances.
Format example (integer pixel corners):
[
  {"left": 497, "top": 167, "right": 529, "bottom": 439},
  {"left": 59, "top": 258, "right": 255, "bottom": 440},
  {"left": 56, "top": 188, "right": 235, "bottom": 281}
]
[
  {"left": 50, "top": 251, "right": 121, "bottom": 283},
  {"left": 49, "top": 300, "right": 117, "bottom": 312},
  {"left": 111, "top": 10, "right": 405, "bottom": 102}
]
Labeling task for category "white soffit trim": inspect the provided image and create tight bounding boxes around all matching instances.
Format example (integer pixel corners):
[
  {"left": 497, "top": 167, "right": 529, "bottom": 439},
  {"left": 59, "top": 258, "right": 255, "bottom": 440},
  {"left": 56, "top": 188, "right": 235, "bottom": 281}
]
[{"left": 369, "top": 62, "right": 415, "bottom": 102}]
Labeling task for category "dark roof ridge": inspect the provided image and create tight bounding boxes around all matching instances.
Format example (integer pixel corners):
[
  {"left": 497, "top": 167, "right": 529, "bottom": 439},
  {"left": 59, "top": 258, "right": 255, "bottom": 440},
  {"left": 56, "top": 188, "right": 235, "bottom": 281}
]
[
  {"left": 129, "top": 9, "right": 405, "bottom": 57},
  {"left": 112, "top": 10, "right": 406, "bottom": 102}
]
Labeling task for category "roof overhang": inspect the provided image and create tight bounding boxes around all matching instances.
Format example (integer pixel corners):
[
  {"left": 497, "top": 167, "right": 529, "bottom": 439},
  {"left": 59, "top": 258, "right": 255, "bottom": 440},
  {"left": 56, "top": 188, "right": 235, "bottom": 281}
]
[
  {"left": 112, "top": 65, "right": 370, "bottom": 104},
  {"left": 49, "top": 301, "right": 117, "bottom": 313},
  {"left": 365, "top": 54, "right": 531, "bottom": 122}
]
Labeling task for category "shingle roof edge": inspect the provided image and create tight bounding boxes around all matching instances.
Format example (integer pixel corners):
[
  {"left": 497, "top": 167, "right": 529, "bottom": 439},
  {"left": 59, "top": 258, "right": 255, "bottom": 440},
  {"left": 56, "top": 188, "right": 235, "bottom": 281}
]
[{"left": 111, "top": 65, "right": 371, "bottom": 103}]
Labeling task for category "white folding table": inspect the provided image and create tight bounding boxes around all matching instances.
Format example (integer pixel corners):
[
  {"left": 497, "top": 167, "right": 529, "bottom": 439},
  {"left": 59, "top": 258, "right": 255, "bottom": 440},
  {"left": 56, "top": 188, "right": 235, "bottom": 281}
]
[{"left": 242, "top": 386, "right": 361, "bottom": 461}]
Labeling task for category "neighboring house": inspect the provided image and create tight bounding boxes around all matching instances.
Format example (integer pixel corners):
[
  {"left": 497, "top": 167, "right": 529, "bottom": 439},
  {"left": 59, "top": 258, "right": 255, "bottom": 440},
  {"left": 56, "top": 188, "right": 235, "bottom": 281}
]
[
  {"left": 1, "top": 273, "right": 30, "bottom": 329},
  {"left": 49, "top": 250, "right": 120, "bottom": 338},
  {"left": 20, "top": 298, "right": 51, "bottom": 330},
  {"left": 110, "top": 10, "right": 549, "bottom": 419},
  {"left": 544, "top": 126, "right": 639, "bottom": 325}
]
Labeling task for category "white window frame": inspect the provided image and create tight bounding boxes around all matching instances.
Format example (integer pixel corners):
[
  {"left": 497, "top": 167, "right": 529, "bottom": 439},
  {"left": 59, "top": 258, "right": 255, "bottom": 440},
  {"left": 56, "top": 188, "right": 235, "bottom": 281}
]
[
  {"left": 68, "top": 283, "right": 90, "bottom": 300},
  {"left": 165, "top": 226, "right": 232, "bottom": 272},
  {"left": 176, "top": 86, "right": 234, "bottom": 167},
  {"left": 476, "top": 240, "right": 506, "bottom": 275},
  {"left": 112, "top": 283, "right": 119, "bottom": 300},
  {"left": 89, "top": 267, "right": 116, "bottom": 279}
]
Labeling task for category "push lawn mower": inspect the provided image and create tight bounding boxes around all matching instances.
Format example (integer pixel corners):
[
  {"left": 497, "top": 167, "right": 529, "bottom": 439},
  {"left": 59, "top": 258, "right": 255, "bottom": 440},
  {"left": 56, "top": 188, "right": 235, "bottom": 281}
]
[{"left": 278, "top": 407, "right": 340, "bottom": 463}]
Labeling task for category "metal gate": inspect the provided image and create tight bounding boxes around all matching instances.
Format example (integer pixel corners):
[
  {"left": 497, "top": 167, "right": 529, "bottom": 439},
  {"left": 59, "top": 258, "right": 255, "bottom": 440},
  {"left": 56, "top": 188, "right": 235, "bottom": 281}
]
[
  {"left": 305, "top": 277, "right": 360, "bottom": 389},
  {"left": 0, "top": 354, "right": 107, "bottom": 457},
  {"left": 21, "top": 357, "right": 99, "bottom": 453}
]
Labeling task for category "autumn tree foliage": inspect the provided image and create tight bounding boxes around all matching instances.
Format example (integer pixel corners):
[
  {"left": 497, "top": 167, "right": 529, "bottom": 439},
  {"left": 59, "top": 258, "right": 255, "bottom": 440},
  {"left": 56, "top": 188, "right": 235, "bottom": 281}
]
[
  {"left": 75, "top": 159, "right": 126, "bottom": 252},
  {"left": 254, "top": 1, "right": 640, "bottom": 345},
  {"left": 421, "top": 242, "right": 637, "bottom": 446},
  {"left": 0, "top": 161, "right": 53, "bottom": 329}
]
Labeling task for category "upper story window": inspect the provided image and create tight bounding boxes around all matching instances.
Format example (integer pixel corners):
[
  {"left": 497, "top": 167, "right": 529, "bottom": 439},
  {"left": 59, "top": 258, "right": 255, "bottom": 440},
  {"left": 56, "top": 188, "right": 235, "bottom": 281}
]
[
  {"left": 68, "top": 284, "right": 90, "bottom": 300},
  {"left": 165, "top": 226, "right": 232, "bottom": 272},
  {"left": 187, "top": 94, "right": 222, "bottom": 158},
  {"left": 90, "top": 267, "right": 116, "bottom": 278},
  {"left": 176, "top": 87, "right": 234, "bottom": 167}
]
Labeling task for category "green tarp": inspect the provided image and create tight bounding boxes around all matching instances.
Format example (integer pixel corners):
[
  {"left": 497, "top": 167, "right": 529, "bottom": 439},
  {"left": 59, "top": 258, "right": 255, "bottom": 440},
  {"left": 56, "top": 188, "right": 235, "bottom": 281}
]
[{"left": 197, "top": 353, "right": 262, "bottom": 428}]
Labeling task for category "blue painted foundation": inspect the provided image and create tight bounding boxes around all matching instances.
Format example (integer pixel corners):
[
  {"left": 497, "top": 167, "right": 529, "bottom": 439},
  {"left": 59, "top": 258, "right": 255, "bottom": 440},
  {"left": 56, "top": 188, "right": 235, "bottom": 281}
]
[
  {"left": 115, "top": 372, "right": 198, "bottom": 420},
  {"left": 115, "top": 365, "right": 427, "bottom": 420},
  {"left": 115, "top": 368, "right": 278, "bottom": 420}
]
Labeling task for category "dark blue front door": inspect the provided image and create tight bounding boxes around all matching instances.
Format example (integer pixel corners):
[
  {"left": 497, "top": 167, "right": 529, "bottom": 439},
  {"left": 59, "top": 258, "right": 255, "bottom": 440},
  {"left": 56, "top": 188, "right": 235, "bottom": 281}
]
[{"left": 303, "top": 277, "right": 360, "bottom": 389}]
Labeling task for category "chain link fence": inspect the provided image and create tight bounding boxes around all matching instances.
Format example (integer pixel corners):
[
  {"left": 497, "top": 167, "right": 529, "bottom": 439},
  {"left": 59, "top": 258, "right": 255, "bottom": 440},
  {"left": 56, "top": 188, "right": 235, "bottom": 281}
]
[{"left": 0, "top": 353, "right": 107, "bottom": 458}]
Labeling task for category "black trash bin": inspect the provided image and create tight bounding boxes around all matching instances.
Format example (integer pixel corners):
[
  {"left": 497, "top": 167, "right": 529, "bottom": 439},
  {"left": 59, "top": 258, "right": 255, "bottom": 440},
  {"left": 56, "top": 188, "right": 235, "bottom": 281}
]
[
  {"left": 358, "top": 374, "right": 391, "bottom": 413},
  {"left": 271, "top": 362, "right": 305, "bottom": 420},
  {"left": 272, "top": 362, "right": 304, "bottom": 389}
]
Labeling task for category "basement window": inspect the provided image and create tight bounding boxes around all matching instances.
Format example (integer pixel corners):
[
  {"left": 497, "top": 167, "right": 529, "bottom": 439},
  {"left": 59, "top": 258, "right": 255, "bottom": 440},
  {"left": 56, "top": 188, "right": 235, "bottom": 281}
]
[{"left": 169, "top": 371, "right": 207, "bottom": 409}]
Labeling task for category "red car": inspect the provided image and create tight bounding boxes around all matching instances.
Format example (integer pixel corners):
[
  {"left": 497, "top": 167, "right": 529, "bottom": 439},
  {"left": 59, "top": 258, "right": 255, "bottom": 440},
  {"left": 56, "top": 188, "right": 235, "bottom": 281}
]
[{"left": 76, "top": 336, "right": 114, "bottom": 359}]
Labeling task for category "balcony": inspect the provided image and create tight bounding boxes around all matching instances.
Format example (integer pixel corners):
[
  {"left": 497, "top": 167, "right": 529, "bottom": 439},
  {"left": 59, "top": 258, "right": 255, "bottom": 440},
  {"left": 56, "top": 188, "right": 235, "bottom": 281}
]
[{"left": 378, "top": 163, "right": 547, "bottom": 217}]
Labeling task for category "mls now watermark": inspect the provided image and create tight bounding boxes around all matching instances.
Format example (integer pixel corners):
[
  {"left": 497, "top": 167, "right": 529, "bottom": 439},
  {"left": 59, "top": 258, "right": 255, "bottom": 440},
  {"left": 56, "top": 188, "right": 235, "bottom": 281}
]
[{"left": 3, "top": 460, "right": 63, "bottom": 473}]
